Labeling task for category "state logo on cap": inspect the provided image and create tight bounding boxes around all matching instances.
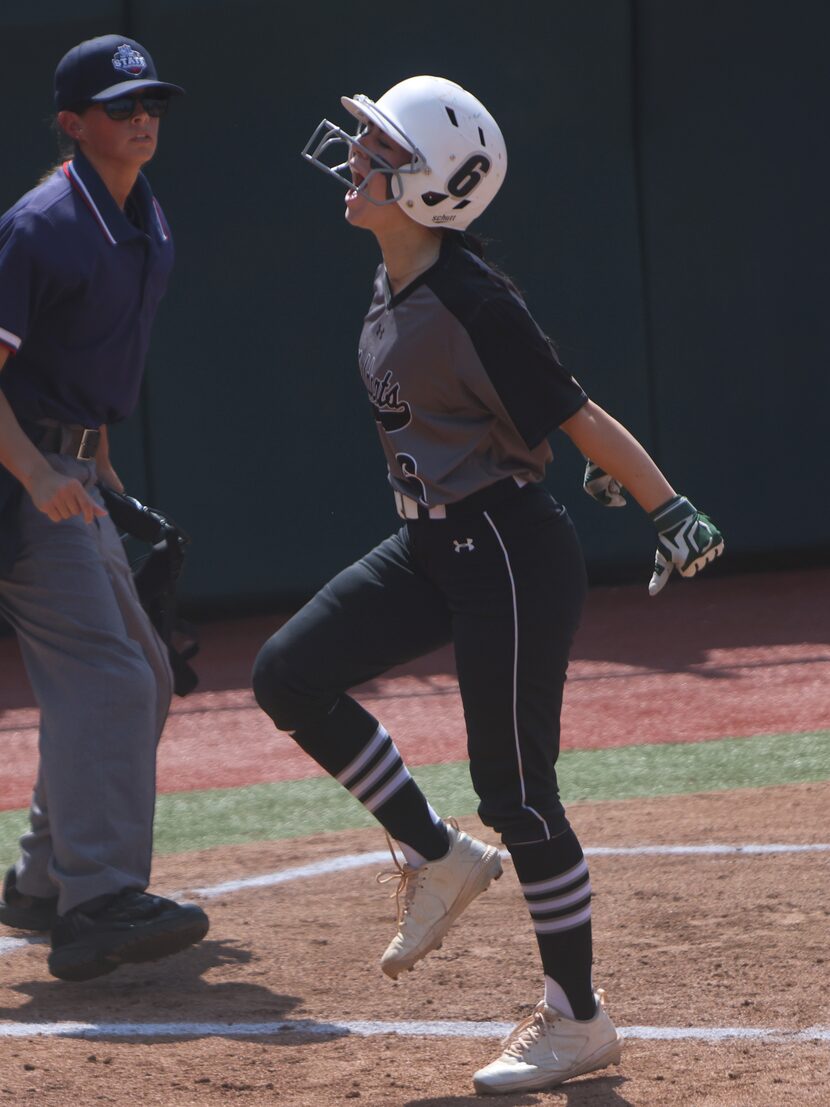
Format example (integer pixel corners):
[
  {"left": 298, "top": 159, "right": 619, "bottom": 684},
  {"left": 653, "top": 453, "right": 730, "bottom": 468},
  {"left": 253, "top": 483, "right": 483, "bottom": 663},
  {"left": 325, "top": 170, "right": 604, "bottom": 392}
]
[
  {"left": 53, "top": 34, "right": 185, "bottom": 110},
  {"left": 111, "top": 43, "right": 147, "bottom": 77}
]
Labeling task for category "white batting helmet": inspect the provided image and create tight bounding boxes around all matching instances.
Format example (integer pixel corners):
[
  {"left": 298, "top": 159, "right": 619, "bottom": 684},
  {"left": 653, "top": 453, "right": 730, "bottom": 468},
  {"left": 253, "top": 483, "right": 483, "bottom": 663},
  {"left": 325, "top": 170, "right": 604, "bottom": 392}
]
[{"left": 302, "top": 75, "right": 507, "bottom": 231}]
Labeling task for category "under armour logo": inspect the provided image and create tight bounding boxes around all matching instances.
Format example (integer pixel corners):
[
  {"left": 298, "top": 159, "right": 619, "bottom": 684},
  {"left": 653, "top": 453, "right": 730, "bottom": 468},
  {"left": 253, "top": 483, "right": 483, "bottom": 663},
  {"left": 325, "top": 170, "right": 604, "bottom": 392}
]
[{"left": 453, "top": 538, "right": 475, "bottom": 553}]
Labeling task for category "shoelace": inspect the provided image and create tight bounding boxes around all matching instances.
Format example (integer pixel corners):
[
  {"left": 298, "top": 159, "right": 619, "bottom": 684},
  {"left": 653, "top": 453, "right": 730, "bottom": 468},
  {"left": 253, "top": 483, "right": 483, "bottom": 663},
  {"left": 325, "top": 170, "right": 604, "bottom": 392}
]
[
  {"left": 376, "top": 833, "right": 425, "bottom": 925},
  {"left": 501, "top": 1005, "right": 549, "bottom": 1057},
  {"left": 501, "top": 989, "right": 608, "bottom": 1057},
  {"left": 374, "top": 820, "right": 459, "bottom": 925}
]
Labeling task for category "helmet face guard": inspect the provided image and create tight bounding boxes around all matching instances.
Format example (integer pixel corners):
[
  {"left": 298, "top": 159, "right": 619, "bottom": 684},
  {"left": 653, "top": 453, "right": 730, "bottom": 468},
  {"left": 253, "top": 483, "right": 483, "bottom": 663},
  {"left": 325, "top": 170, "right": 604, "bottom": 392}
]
[
  {"left": 301, "top": 77, "right": 507, "bottom": 230},
  {"left": 301, "top": 119, "right": 422, "bottom": 206}
]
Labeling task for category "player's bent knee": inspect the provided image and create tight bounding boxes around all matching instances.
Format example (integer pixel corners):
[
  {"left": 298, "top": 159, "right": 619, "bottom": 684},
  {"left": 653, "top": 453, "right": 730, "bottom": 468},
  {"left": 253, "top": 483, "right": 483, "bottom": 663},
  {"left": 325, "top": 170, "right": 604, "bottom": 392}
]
[
  {"left": 251, "top": 644, "right": 291, "bottom": 725},
  {"left": 252, "top": 640, "right": 321, "bottom": 733}
]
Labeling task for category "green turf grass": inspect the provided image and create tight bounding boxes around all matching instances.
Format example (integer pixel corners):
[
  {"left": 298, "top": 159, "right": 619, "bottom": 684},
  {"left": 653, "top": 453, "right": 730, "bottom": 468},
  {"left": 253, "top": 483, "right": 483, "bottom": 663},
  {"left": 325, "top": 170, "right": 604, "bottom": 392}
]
[{"left": 0, "top": 730, "right": 827, "bottom": 860}]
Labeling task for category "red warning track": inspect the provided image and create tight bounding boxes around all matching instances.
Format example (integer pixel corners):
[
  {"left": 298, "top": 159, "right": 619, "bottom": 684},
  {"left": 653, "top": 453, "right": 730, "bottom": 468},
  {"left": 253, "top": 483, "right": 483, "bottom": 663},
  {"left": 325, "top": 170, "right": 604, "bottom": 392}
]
[{"left": 1, "top": 567, "right": 828, "bottom": 810}]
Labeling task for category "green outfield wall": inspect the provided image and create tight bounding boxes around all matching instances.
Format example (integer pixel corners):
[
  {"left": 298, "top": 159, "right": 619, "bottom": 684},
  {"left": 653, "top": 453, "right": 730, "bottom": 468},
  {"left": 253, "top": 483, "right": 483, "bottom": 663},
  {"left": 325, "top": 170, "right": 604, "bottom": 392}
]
[{"left": 2, "top": 1, "right": 828, "bottom": 607}]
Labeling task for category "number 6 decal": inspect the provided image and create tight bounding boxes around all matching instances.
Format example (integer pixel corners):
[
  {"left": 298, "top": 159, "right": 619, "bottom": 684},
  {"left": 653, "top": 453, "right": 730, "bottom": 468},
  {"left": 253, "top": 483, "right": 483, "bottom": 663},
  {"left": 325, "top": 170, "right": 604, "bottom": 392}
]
[{"left": 447, "top": 154, "right": 492, "bottom": 198}]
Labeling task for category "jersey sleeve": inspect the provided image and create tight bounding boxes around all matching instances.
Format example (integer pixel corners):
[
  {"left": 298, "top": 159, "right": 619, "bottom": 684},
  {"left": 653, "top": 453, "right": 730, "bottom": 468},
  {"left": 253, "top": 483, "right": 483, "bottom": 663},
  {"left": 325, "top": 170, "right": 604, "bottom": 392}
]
[
  {"left": 461, "top": 292, "right": 588, "bottom": 449},
  {"left": 0, "top": 214, "right": 51, "bottom": 355}
]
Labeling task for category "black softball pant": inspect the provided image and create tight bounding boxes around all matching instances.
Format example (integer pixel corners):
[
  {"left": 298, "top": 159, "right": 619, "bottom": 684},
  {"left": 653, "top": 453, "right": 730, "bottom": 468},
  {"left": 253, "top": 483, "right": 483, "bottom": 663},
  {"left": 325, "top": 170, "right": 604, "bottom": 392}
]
[{"left": 253, "top": 481, "right": 587, "bottom": 846}]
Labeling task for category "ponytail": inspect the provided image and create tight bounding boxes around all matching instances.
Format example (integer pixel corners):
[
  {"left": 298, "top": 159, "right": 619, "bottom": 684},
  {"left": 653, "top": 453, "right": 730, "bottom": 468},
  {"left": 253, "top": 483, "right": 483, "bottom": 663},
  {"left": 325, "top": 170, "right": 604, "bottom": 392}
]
[
  {"left": 37, "top": 114, "right": 78, "bottom": 185},
  {"left": 443, "top": 230, "right": 559, "bottom": 355},
  {"left": 443, "top": 228, "right": 522, "bottom": 296},
  {"left": 444, "top": 228, "right": 486, "bottom": 258}
]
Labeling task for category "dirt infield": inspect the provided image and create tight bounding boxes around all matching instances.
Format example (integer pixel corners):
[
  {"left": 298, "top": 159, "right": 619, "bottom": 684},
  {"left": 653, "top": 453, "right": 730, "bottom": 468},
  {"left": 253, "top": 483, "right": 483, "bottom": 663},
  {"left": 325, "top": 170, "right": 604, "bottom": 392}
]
[
  {"left": 1, "top": 785, "right": 828, "bottom": 1105},
  {"left": 0, "top": 568, "right": 828, "bottom": 1104},
  {"left": 2, "top": 568, "right": 830, "bottom": 806}
]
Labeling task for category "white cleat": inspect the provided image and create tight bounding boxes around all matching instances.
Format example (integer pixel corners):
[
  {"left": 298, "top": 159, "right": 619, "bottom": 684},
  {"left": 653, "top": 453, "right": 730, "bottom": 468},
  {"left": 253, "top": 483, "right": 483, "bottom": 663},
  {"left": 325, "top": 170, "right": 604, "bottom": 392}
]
[
  {"left": 472, "top": 990, "right": 622, "bottom": 1095},
  {"left": 378, "top": 821, "right": 502, "bottom": 980}
]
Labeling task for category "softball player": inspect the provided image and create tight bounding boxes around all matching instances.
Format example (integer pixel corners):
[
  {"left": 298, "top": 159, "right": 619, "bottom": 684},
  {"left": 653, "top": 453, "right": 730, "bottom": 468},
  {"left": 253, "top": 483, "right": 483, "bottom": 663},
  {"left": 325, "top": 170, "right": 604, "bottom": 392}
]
[
  {"left": 254, "top": 76, "right": 723, "bottom": 1094},
  {"left": 0, "top": 35, "right": 208, "bottom": 980}
]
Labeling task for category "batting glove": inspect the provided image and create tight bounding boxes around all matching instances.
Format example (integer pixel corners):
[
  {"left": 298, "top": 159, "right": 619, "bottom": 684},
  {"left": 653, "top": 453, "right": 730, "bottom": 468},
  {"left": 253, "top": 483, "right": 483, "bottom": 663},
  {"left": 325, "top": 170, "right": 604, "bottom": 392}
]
[
  {"left": 583, "top": 461, "right": 627, "bottom": 507},
  {"left": 648, "top": 495, "right": 724, "bottom": 597}
]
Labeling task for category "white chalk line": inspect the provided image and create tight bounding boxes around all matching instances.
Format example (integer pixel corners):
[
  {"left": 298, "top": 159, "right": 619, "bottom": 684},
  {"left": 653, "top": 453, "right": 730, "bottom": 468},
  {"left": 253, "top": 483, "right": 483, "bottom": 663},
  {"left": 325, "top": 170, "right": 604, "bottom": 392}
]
[
  {"left": 0, "top": 1018, "right": 827, "bottom": 1044},
  {"left": 0, "top": 934, "right": 47, "bottom": 956},
  {"left": 2, "top": 845, "right": 828, "bottom": 1049},
  {"left": 186, "top": 850, "right": 393, "bottom": 899},
  {"left": 184, "top": 842, "right": 830, "bottom": 900},
  {"left": 3, "top": 843, "right": 828, "bottom": 959}
]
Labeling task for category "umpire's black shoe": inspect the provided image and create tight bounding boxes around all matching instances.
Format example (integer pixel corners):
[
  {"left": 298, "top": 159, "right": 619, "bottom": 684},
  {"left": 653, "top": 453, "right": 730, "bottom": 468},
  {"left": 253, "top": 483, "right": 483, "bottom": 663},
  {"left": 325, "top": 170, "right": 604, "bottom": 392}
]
[
  {"left": 48, "top": 889, "right": 209, "bottom": 982},
  {"left": 0, "top": 866, "right": 58, "bottom": 932}
]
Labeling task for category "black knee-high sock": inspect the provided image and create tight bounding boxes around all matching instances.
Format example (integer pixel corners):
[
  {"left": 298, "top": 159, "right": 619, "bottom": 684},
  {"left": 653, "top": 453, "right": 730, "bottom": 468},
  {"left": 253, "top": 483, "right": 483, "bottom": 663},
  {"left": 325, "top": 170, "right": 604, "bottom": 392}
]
[
  {"left": 506, "top": 826, "right": 595, "bottom": 1020},
  {"left": 292, "top": 695, "right": 449, "bottom": 861}
]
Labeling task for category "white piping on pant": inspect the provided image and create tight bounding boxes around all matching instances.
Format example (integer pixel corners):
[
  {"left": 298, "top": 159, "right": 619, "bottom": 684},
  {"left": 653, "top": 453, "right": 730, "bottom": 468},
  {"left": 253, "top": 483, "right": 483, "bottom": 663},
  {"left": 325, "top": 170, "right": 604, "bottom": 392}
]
[{"left": 483, "top": 511, "right": 551, "bottom": 839}]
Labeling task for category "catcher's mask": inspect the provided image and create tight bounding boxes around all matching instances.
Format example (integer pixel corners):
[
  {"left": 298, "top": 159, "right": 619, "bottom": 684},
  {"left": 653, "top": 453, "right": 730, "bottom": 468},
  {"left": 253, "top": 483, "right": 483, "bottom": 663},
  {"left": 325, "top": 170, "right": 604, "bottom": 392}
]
[{"left": 99, "top": 485, "right": 198, "bottom": 696}]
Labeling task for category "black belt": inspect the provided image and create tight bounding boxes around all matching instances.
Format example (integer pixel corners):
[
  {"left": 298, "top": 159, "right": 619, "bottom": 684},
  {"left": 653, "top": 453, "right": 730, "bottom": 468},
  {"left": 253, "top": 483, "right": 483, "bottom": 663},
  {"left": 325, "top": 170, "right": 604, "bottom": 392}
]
[
  {"left": 29, "top": 420, "right": 101, "bottom": 461},
  {"left": 394, "top": 476, "right": 527, "bottom": 521}
]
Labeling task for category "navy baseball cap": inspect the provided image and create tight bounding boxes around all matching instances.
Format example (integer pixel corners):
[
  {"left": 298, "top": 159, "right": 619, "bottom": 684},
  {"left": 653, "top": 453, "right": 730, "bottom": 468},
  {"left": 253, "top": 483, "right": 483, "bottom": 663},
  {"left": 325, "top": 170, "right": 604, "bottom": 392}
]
[{"left": 54, "top": 34, "right": 184, "bottom": 111}]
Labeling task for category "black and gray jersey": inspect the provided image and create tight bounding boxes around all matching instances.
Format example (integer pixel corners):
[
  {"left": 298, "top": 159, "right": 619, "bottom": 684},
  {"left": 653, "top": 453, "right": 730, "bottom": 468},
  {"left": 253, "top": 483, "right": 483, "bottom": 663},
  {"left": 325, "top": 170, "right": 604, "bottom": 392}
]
[{"left": 357, "top": 237, "right": 588, "bottom": 507}]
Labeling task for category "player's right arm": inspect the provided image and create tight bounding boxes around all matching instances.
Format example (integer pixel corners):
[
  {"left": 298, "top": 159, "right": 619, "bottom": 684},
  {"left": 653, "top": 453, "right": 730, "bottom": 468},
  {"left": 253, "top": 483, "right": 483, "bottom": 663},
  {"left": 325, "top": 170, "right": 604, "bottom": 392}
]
[
  {"left": 561, "top": 399, "right": 723, "bottom": 595},
  {"left": 0, "top": 347, "right": 105, "bottom": 524},
  {"left": 560, "top": 400, "right": 675, "bottom": 511}
]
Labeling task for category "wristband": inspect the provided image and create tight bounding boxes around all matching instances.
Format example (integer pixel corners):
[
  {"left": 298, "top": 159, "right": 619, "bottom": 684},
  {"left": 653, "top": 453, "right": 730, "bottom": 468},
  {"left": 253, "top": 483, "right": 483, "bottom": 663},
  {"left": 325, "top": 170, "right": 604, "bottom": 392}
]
[{"left": 649, "top": 495, "right": 695, "bottom": 531}]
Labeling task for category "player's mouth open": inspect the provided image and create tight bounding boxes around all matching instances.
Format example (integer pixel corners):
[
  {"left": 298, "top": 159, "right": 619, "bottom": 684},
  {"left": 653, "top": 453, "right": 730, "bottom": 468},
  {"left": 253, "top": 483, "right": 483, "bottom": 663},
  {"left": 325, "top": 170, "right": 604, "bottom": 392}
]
[{"left": 346, "top": 172, "right": 365, "bottom": 201}]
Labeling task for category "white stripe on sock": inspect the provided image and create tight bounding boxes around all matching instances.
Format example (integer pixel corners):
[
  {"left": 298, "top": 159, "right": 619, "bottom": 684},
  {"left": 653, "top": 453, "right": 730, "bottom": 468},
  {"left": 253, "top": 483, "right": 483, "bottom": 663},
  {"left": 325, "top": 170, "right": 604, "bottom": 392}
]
[
  {"left": 527, "top": 881, "right": 592, "bottom": 916},
  {"left": 351, "top": 745, "right": 402, "bottom": 801},
  {"left": 364, "top": 765, "right": 412, "bottom": 812},
  {"left": 520, "top": 858, "right": 589, "bottom": 896},
  {"left": 532, "top": 902, "right": 593, "bottom": 935},
  {"left": 335, "top": 726, "right": 389, "bottom": 785}
]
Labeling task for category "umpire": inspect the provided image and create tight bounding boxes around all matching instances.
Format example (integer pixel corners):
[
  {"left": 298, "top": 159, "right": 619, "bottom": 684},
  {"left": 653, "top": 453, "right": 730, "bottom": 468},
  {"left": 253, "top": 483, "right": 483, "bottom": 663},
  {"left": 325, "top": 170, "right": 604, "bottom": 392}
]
[{"left": 0, "top": 35, "right": 208, "bottom": 980}]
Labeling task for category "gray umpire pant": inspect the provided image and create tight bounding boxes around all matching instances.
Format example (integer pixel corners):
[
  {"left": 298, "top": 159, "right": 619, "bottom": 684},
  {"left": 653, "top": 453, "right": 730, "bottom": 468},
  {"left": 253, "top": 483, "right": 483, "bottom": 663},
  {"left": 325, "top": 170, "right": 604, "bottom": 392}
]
[{"left": 0, "top": 454, "right": 172, "bottom": 915}]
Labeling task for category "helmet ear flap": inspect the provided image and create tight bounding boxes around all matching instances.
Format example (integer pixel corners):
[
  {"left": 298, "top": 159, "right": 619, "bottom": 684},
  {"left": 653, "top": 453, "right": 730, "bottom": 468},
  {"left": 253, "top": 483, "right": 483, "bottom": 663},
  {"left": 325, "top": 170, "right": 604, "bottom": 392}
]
[
  {"left": 332, "top": 77, "right": 507, "bottom": 229},
  {"left": 374, "top": 77, "right": 507, "bottom": 230}
]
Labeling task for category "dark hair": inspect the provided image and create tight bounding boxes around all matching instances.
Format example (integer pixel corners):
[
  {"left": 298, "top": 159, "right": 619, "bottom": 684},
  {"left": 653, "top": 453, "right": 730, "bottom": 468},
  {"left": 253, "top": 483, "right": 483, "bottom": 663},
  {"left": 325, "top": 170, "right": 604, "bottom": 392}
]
[
  {"left": 446, "top": 228, "right": 486, "bottom": 259},
  {"left": 444, "top": 231, "right": 560, "bottom": 356},
  {"left": 444, "top": 229, "right": 522, "bottom": 296}
]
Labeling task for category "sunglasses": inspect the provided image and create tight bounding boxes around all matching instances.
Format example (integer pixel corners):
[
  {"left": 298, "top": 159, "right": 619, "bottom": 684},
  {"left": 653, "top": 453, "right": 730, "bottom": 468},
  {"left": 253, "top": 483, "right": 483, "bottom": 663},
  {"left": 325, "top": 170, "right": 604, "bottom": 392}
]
[{"left": 100, "top": 94, "right": 170, "bottom": 121}]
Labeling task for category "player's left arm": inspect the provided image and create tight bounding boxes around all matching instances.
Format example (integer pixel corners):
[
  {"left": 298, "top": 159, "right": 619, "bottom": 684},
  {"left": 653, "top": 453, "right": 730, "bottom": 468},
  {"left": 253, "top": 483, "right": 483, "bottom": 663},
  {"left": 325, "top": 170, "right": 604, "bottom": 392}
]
[{"left": 560, "top": 400, "right": 724, "bottom": 595}]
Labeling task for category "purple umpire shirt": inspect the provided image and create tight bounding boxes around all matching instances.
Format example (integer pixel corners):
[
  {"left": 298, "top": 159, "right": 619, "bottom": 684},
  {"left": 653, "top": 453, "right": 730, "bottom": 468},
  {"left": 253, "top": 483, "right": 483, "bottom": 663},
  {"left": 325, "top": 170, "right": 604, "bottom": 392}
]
[{"left": 0, "top": 147, "right": 174, "bottom": 428}]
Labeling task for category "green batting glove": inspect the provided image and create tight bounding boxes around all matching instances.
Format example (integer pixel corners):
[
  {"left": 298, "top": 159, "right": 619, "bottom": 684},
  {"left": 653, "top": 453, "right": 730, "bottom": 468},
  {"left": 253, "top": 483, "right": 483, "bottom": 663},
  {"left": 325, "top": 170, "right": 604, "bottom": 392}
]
[
  {"left": 583, "top": 461, "right": 627, "bottom": 507},
  {"left": 648, "top": 495, "right": 724, "bottom": 597}
]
